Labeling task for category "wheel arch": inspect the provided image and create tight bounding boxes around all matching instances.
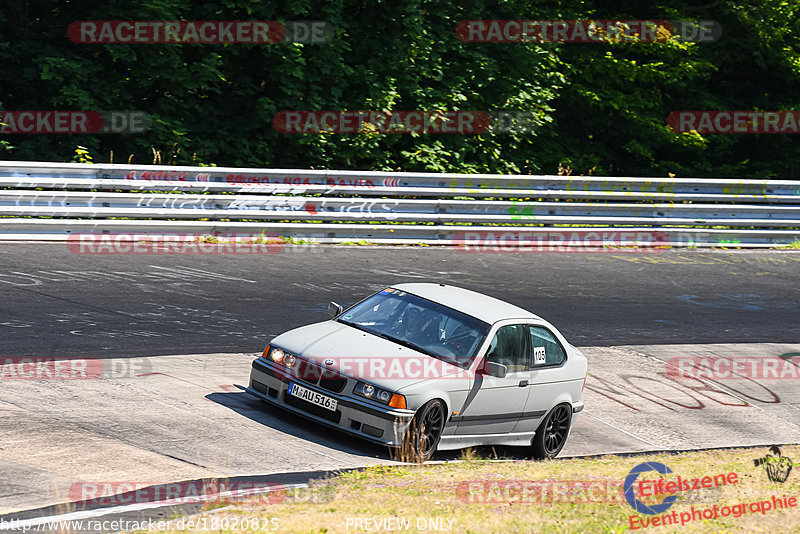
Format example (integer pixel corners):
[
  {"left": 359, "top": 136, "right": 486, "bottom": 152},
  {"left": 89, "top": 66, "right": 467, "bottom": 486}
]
[
  {"left": 531, "top": 399, "right": 575, "bottom": 448},
  {"left": 403, "top": 386, "right": 455, "bottom": 422}
]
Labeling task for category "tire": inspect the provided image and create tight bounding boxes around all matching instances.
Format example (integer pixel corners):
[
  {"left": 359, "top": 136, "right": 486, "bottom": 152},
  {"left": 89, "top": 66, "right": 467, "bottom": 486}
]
[
  {"left": 531, "top": 403, "right": 572, "bottom": 459},
  {"left": 402, "top": 400, "right": 445, "bottom": 462}
]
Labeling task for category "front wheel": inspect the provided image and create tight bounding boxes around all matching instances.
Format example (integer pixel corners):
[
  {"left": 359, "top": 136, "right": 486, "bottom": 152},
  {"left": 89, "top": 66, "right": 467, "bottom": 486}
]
[
  {"left": 531, "top": 404, "right": 572, "bottom": 459},
  {"left": 402, "top": 400, "right": 445, "bottom": 462}
]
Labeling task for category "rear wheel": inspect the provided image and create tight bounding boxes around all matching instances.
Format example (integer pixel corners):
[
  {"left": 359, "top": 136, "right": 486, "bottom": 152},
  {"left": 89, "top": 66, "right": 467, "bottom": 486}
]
[
  {"left": 531, "top": 404, "right": 572, "bottom": 459},
  {"left": 402, "top": 400, "right": 445, "bottom": 462}
]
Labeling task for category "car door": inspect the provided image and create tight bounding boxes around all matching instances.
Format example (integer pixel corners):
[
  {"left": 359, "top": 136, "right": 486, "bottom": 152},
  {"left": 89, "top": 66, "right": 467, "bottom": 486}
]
[
  {"left": 512, "top": 324, "right": 574, "bottom": 434},
  {"left": 453, "top": 324, "right": 533, "bottom": 435}
]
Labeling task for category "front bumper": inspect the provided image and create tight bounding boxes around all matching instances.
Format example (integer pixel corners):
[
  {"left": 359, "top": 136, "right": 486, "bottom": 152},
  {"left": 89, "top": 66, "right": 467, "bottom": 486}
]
[{"left": 247, "top": 358, "right": 415, "bottom": 447}]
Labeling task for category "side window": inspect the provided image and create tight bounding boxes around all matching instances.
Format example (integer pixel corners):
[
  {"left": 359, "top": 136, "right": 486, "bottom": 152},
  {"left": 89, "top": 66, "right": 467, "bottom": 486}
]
[
  {"left": 529, "top": 326, "right": 566, "bottom": 366},
  {"left": 486, "top": 325, "right": 529, "bottom": 372}
]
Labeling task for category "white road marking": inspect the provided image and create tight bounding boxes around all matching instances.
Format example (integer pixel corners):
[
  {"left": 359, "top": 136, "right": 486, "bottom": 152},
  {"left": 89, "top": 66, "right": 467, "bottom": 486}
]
[{"left": 581, "top": 412, "right": 662, "bottom": 448}]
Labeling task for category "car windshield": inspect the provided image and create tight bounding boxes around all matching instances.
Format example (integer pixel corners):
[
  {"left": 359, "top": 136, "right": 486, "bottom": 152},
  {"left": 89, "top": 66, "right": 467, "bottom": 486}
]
[{"left": 337, "top": 288, "right": 490, "bottom": 368}]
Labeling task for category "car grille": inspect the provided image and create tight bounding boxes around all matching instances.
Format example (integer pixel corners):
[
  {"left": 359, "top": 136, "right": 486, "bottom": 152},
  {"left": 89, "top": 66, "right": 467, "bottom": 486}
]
[
  {"left": 295, "top": 359, "right": 347, "bottom": 393},
  {"left": 319, "top": 371, "right": 347, "bottom": 393}
]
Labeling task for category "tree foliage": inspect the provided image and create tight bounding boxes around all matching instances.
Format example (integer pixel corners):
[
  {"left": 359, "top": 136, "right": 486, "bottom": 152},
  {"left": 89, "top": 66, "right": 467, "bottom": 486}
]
[{"left": 0, "top": 0, "right": 797, "bottom": 178}]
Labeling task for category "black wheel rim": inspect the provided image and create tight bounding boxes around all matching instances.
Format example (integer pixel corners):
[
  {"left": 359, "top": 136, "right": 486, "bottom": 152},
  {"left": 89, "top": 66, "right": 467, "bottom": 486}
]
[
  {"left": 543, "top": 405, "right": 571, "bottom": 455},
  {"left": 419, "top": 403, "right": 444, "bottom": 454}
]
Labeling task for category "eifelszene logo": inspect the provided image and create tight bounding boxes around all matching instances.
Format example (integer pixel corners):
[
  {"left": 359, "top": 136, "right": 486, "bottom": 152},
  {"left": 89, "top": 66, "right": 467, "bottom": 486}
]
[
  {"left": 624, "top": 462, "right": 678, "bottom": 515},
  {"left": 754, "top": 446, "right": 794, "bottom": 483}
]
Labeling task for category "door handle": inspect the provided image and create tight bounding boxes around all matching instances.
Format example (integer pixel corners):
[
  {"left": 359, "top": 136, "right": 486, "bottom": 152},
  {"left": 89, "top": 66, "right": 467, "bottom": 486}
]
[{"left": 518, "top": 380, "right": 529, "bottom": 387}]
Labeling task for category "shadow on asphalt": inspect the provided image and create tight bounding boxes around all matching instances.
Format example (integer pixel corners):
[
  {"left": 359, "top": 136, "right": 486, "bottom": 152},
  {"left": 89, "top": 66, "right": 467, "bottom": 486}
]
[
  {"left": 206, "top": 387, "right": 393, "bottom": 460},
  {"left": 206, "top": 387, "right": 538, "bottom": 463}
]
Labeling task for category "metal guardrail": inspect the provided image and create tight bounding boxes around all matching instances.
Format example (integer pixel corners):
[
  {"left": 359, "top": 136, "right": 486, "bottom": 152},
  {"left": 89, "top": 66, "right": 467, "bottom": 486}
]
[{"left": 1, "top": 161, "right": 800, "bottom": 247}]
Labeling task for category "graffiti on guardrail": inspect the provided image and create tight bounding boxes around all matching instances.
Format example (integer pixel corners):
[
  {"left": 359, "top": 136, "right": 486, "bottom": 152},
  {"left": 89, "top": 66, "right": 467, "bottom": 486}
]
[
  {"left": 119, "top": 171, "right": 379, "bottom": 187},
  {"left": 4, "top": 163, "right": 798, "bottom": 247},
  {"left": 448, "top": 179, "right": 679, "bottom": 195},
  {"left": 109, "top": 171, "right": 694, "bottom": 194},
  {"left": 509, "top": 202, "right": 536, "bottom": 220},
  {"left": 322, "top": 199, "right": 402, "bottom": 217},
  {"left": 124, "top": 170, "right": 189, "bottom": 181},
  {"left": 227, "top": 175, "right": 377, "bottom": 187},
  {"left": 104, "top": 170, "right": 783, "bottom": 200}
]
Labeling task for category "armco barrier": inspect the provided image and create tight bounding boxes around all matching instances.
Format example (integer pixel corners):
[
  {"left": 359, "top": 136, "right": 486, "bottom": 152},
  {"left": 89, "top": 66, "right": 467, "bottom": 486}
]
[{"left": 0, "top": 161, "right": 799, "bottom": 247}]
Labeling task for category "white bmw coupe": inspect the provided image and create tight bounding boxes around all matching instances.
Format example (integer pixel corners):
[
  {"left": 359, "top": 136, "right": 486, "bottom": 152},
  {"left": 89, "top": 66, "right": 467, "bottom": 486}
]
[{"left": 248, "top": 283, "right": 587, "bottom": 460}]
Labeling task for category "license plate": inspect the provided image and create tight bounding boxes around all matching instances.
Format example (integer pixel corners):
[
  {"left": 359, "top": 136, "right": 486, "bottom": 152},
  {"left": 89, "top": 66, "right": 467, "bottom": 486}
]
[{"left": 288, "top": 382, "right": 338, "bottom": 412}]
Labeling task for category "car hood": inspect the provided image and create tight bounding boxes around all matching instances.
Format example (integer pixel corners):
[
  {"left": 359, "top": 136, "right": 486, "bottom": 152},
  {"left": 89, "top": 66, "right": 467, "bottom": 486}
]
[{"left": 269, "top": 320, "right": 469, "bottom": 390}]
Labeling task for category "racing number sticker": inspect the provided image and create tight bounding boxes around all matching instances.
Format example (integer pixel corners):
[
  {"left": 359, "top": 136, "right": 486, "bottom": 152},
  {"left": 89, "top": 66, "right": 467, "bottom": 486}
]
[{"left": 534, "top": 346, "right": 546, "bottom": 364}]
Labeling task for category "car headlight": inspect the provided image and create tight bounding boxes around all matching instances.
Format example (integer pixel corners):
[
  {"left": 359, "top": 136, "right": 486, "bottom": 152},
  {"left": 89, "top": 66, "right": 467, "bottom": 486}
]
[
  {"left": 355, "top": 381, "right": 406, "bottom": 408},
  {"left": 263, "top": 345, "right": 297, "bottom": 368}
]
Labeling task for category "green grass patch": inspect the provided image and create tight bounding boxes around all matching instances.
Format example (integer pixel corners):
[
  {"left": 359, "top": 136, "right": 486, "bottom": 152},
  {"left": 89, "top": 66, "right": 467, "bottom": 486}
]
[{"left": 138, "top": 445, "right": 800, "bottom": 533}]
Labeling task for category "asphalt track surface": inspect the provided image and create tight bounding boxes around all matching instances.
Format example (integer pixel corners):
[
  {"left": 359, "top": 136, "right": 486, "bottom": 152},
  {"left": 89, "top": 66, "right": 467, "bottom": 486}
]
[
  {"left": 1, "top": 244, "right": 800, "bottom": 358},
  {"left": 0, "top": 245, "right": 799, "bottom": 530}
]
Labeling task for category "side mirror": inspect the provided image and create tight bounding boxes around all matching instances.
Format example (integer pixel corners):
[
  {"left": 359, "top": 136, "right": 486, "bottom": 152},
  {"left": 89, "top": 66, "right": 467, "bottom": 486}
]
[
  {"left": 483, "top": 361, "right": 507, "bottom": 378},
  {"left": 328, "top": 301, "right": 343, "bottom": 318}
]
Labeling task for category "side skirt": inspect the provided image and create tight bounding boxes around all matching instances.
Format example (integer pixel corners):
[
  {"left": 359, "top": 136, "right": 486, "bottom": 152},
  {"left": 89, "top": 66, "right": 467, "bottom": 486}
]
[{"left": 437, "top": 431, "right": 536, "bottom": 451}]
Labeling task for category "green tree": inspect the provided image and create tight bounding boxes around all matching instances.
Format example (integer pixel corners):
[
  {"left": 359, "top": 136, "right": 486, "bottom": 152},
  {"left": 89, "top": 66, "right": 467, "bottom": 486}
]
[{"left": 0, "top": 0, "right": 797, "bottom": 178}]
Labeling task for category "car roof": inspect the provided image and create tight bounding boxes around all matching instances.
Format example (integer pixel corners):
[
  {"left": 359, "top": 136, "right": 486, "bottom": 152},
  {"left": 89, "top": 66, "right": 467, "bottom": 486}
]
[{"left": 391, "top": 283, "right": 541, "bottom": 324}]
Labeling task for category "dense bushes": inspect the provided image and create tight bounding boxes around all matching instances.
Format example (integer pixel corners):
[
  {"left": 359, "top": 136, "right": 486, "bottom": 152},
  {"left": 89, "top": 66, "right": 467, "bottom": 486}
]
[{"left": 0, "top": 0, "right": 797, "bottom": 178}]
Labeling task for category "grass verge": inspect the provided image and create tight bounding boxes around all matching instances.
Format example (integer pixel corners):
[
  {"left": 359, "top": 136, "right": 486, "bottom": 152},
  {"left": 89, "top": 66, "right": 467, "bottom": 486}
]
[{"left": 137, "top": 444, "right": 799, "bottom": 533}]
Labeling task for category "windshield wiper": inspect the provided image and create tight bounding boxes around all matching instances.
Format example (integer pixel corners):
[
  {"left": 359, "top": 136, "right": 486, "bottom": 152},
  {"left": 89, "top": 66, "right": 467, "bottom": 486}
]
[{"left": 337, "top": 318, "right": 372, "bottom": 334}]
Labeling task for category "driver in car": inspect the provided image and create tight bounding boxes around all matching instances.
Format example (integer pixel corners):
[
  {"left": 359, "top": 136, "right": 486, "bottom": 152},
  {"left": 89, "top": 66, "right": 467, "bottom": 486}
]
[{"left": 397, "top": 306, "right": 440, "bottom": 347}]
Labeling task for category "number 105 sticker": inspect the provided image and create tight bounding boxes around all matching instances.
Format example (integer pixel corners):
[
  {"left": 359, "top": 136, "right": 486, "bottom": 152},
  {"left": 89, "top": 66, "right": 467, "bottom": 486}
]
[{"left": 534, "top": 346, "right": 546, "bottom": 364}]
